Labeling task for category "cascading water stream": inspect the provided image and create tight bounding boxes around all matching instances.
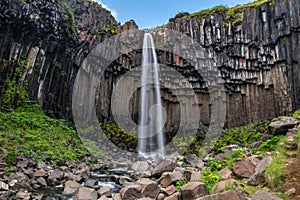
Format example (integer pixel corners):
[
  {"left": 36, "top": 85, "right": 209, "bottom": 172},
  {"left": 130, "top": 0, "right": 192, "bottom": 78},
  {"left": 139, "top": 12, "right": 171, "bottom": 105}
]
[{"left": 138, "top": 33, "right": 165, "bottom": 158}]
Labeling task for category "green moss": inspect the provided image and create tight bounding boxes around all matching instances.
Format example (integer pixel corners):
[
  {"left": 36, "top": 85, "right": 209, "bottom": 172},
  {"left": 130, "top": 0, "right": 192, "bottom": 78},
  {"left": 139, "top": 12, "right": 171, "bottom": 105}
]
[
  {"left": 1, "top": 57, "right": 29, "bottom": 111},
  {"left": 59, "top": 0, "right": 77, "bottom": 37},
  {"left": 102, "top": 122, "right": 137, "bottom": 151},
  {"left": 292, "top": 109, "right": 300, "bottom": 120},
  {"left": 170, "top": 0, "right": 276, "bottom": 27},
  {"left": 98, "top": 24, "right": 119, "bottom": 36},
  {"left": 175, "top": 179, "right": 187, "bottom": 190},
  {"left": 0, "top": 103, "right": 89, "bottom": 165}
]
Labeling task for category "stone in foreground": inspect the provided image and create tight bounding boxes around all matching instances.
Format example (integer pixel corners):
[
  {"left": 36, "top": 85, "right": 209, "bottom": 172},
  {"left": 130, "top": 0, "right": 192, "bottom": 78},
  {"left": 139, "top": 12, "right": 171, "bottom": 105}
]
[{"left": 180, "top": 182, "right": 208, "bottom": 200}]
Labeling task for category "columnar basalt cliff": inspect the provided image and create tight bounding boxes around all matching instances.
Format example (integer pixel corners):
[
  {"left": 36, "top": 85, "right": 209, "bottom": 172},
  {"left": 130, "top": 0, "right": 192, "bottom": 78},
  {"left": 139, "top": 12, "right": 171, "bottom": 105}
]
[
  {"left": 0, "top": 0, "right": 299, "bottom": 132},
  {"left": 163, "top": 0, "right": 300, "bottom": 127},
  {"left": 0, "top": 0, "right": 119, "bottom": 122}
]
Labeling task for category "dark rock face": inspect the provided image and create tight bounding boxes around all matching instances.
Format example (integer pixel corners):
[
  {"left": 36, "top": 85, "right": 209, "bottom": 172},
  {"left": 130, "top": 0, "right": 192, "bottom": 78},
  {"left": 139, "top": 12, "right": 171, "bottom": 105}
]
[
  {"left": 0, "top": 0, "right": 119, "bottom": 122},
  {"left": 164, "top": 0, "right": 300, "bottom": 127},
  {"left": 0, "top": 0, "right": 299, "bottom": 132}
]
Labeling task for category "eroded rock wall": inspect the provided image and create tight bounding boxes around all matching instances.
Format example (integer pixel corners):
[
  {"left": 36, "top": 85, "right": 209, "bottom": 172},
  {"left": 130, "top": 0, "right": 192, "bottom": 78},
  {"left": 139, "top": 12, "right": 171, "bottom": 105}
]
[
  {"left": 163, "top": 0, "right": 300, "bottom": 127},
  {"left": 0, "top": 0, "right": 119, "bottom": 122}
]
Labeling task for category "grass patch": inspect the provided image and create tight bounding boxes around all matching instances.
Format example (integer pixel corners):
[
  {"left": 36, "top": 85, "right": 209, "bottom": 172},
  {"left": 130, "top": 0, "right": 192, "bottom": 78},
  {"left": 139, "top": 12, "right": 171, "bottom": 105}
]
[
  {"left": 292, "top": 109, "right": 300, "bottom": 120},
  {"left": 265, "top": 153, "right": 286, "bottom": 188},
  {"left": 169, "top": 0, "right": 275, "bottom": 27},
  {"left": 175, "top": 179, "right": 187, "bottom": 190},
  {"left": 0, "top": 103, "right": 88, "bottom": 164}
]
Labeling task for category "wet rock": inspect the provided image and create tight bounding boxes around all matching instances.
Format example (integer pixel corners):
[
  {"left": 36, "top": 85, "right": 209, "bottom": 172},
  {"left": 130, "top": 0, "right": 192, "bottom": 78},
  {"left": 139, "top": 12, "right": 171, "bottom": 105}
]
[
  {"left": 0, "top": 181, "right": 9, "bottom": 191},
  {"left": 233, "top": 158, "right": 255, "bottom": 178},
  {"left": 85, "top": 178, "right": 96, "bottom": 187},
  {"left": 118, "top": 176, "right": 133, "bottom": 185},
  {"left": 151, "top": 159, "right": 178, "bottom": 177},
  {"left": 99, "top": 186, "right": 111, "bottom": 197},
  {"left": 75, "top": 187, "right": 97, "bottom": 200},
  {"left": 32, "top": 194, "right": 43, "bottom": 200},
  {"left": 36, "top": 177, "right": 47, "bottom": 187},
  {"left": 196, "top": 189, "right": 247, "bottom": 200},
  {"left": 249, "top": 157, "right": 272, "bottom": 186},
  {"left": 268, "top": 117, "right": 298, "bottom": 135},
  {"left": 251, "top": 190, "right": 282, "bottom": 200},
  {"left": 63, "top": 180, "right": 82, "bottom": 196},
  {"left": 112, "top": 193, "right": 122, "bottom": 200},
  {"left": 120, "top": 184, "right": 142, "bottom": 200},
  {"left": 185, "top": 154, "right": 204, "bottom": 169},
  {"left": 180, "top": 182, "right": 208, "bottom": 200},
  {"left": 16, "top": 189, "right": 31, "bottom": 200},
  {"left": 137, "top": 178, "right": 160, "bottom": 198},
  {"left": 131, "top": 161, "right": 149, "bottom": 173}
]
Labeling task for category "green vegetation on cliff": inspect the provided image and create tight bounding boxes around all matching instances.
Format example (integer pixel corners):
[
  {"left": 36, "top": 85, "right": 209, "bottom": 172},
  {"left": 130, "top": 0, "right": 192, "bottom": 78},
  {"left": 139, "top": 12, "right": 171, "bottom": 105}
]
[
  {"left": 169, "top": 0, "right": 276, "bottom": 27},
  {"left": 0, "top": 56, "right": 89, "bottom": 165}
]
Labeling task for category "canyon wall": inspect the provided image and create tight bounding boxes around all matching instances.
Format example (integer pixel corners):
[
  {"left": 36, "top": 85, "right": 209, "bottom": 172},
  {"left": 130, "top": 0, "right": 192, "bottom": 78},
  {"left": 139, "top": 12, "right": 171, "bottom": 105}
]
[
  {"left": 0, "top": 0, "right": 119, "bottom": 123},
  {"left": 0, "top": 0, "right": 299, "bottom": 132}
]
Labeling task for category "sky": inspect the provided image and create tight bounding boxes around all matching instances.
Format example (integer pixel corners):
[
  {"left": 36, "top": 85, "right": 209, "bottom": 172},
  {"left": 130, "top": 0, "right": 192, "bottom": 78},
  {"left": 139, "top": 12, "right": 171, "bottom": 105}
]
[{"left": 95, "top": 0, "right": 254, "bottom": 29}]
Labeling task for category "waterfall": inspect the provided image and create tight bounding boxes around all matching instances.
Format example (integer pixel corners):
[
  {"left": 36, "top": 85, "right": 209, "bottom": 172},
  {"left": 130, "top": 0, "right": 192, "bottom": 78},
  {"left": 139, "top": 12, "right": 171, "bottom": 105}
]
[{"left": 138, "top": 33, "right": 165, "bottom": 158}]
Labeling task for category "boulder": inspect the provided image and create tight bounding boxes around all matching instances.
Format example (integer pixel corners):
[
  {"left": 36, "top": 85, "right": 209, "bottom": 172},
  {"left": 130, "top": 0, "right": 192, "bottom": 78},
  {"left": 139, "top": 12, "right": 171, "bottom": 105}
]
[
  {"left": 160, "top": 171, "right": 184, "bottom": 188},
  {"left": 48, "top": 169, "right": 64, "bottom": 180},
  {"left": 157, "top": 193, "right": 165, "bottom": 200},
  {"left": 75, "top": 187, "right": 97, "bottom": 200},
  {"left": 180, "top": 182, "right": 208, "bottom": 200},
  {"left": 251, "top": 190, "right": 282, "bottom": 200},
  {"left": 0, "top": 181, "right": 9, "bottom": 191},
  {"left": 84, "top": 178, "right": 96, "bottom": 187},
  {"left": 165, "top": 185, "right": 176, "bottom": 196},
  {"left": 16, "top": 189, "right": 31, "bottom": 200},
  {"left": 185, "top": 154, "right": 204, "bottom": 169},
  {"left": 233, "top": 158, "right": 255, "bottom": 178},
  {"left": 249, "top": 157, "right": 272, "bottom": 185},
  {"left": 98, "top": 186, "right": 111, "bottom": 197},
  {"left": 63, "top": 180, "right": 82, "bottom": 196},
  {"left": 211, "top": 179, "right": 237, "bottom": 193},
  {"left": 33, "top": 170, "right": 47, "bottom": 177},
  {"left": 36, "top": 177, "right": 47, "bottom": 187},
  {"left": 190, "top": 171, "right": 202, "bottom": 181},
  {"left": 219, "top": 167, "right": 232, "bottom": 180},
  {"left": 164, "top": 192, "right": 180, "bottom": 200},
  {"left": 120, "top": 184, "right": 142, "bottom": 200},
  {"left": 137, "top": 178, "right": 160, "bottom": 198},
  {"left": 151, "top": 159, "right": 178, "bottom": 177},
  {"left": 131, "top": 161, "right": 149, "bottom": 173},
  {"left": 268, "top": 117, "right": 298, "bottom": 135},
  {"left": 196, "top": 189, "right": 247, "bottom": 200}
]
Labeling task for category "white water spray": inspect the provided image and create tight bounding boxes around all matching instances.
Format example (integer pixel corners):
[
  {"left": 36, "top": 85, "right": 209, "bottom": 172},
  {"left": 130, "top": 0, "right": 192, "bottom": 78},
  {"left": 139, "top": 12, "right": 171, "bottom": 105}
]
[{"left": 138, "top": 33, "right": 165, "bottom": 158}]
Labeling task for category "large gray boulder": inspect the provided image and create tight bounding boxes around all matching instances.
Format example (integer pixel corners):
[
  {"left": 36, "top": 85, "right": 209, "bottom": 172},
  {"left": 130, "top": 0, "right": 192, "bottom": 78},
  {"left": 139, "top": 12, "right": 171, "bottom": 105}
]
[
  {"left": 268, "top": 117, "right": 298, "bottom": 135},
  {"left": 249, "top": 157, "right": 272, "bottom": 186}
]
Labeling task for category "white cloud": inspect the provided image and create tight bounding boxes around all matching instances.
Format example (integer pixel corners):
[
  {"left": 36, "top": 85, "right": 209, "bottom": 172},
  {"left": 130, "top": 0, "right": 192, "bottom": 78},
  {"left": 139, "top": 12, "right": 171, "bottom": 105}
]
[{"left": 94, "top": 0, "right": 118, "bottom": 19}]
